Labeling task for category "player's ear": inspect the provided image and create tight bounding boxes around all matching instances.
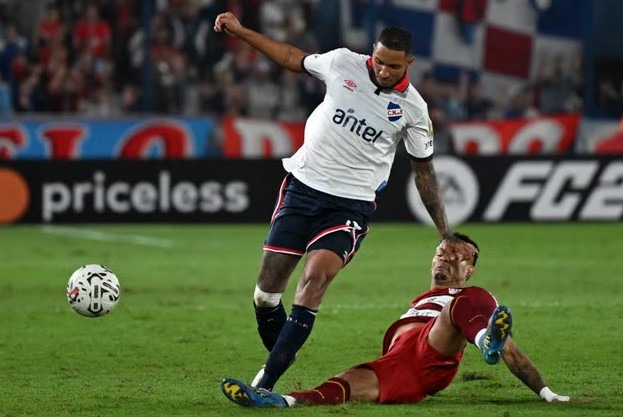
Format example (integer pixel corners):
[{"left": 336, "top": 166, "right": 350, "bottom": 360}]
[{"left": 465, "top": 265, "right": 475, "bottom": 280}]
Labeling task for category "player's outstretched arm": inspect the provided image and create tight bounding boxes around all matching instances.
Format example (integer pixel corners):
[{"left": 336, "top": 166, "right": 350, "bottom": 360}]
[
  {"left": 409, "top": 159, "right": 453, "bottom": 240},
  {"left": 502, "top": 337, "right": 571, "bottom": 402},
  {"left": 214, "top": 12, "right": 309, "bottom": 73}
]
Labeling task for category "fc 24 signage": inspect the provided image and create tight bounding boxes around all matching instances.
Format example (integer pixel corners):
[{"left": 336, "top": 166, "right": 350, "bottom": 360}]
[
  {"left": 483, "top": 159, "right": 623, "bottom": 221},
  {"left": 402, "top": 156, "right": 622, "bottom": 224}
]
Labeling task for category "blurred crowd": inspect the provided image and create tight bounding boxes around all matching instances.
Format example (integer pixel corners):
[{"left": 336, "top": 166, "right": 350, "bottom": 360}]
[
  {"left": 0, "top": 0, "right": 332, "bottom": 119},
  {"left": 0, "top": 0, "right": 608, "bottom": 129}
]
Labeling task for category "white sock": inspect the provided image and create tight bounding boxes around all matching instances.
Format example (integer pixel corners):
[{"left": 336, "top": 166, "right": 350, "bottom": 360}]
[
  {"left": 250, "top": 365, "right": 265, "bottom": 387},
  {"left": 282, "top": 395, "right": 296, "bottom": 407},
  {"left": 475, "top": 328, "right": 487, "bottom": 351}
]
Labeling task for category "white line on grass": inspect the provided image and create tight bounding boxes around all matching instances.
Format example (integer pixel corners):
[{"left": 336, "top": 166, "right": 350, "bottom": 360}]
[{"left": 40, "top": 226, "right": 173, "bottom": 248}]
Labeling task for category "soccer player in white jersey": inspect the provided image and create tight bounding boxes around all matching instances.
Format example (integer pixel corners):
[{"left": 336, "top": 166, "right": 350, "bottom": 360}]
[
  {"left": 221, "top": 234, "right": 574, "bottom": 408},
  {"left": 214, "top": 11, "right": 471, "bottom": 391}
]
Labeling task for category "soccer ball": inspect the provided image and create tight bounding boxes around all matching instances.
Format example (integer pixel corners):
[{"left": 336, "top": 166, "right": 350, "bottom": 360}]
[{"left": 67, "top": 264, "right": 121, "bottom": 317}]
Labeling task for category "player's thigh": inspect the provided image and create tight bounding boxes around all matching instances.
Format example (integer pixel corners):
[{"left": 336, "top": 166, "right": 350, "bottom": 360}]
[
  {"left": 307, "top": 211, "right": 372, "bottom": 265},
  {"left": 427, "top": 303, "right": 466, "bottom": 355},
  {"left": 264, "top": 178, "right": 317, "bottom": 257}
]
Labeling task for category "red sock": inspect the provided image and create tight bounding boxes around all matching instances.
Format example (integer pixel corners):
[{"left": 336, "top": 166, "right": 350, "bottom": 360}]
[
  {"left": 288, "top": 377, "right": 351, "bottom": 405},
  {"left": 450, "top": 294, "right": 496, "bottom": 343}
]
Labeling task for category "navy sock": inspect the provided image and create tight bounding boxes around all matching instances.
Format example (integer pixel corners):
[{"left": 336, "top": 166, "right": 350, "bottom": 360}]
[
  {"left": 256, "top": 304, "right": 317, "bottom": 390},
  {"left": 255, "top": 301, "right": 287, "bottom": 352}
]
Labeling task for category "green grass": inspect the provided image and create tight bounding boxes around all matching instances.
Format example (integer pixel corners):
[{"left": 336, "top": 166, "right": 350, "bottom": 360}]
[{"left": 0, "top": 223, "right": 621, "bottom": 417}]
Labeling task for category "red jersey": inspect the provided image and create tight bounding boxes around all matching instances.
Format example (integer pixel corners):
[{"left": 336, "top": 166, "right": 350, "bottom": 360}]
[
  {"left": 73, "top": 20, "right": 111, "bottom": 57},
  {"left": 362, "top": 286, "right": 499, "bottom": 404},
  {"left": 382, "top": 286, "right": 497, "bottom": 354}
]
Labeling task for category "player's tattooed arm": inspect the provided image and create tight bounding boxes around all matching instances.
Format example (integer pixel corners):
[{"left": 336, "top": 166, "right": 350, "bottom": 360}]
[
  {"left": 410, "top": 159, "right": 453, "bottom": 239},
  {"left": 283, "top": 48, "right": 295, "bottom": 68},
  {"left": 501, "top": 338, "right": 548, "bottom": 395},
  {"left": 214, "top": 12, "right": 307, "bottom": 73}
]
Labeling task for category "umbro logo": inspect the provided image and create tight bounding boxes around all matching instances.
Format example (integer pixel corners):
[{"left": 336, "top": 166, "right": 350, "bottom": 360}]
[{"left": 343, "top": 80, "right": 357, "bottom": 92}]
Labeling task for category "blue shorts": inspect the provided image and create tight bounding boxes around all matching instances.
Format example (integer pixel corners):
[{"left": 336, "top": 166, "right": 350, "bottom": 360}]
[{"left": 264, "top": 174, "right": 376, "bottom": 265}]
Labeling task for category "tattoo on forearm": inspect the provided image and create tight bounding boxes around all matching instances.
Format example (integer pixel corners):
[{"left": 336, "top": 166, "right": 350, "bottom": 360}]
[
  {"left": 503, "top": 347, "right": 546, "bottom": 394},
  {"left": 413, "top": 162, "right": 448, "bottom": 232},
  {"left": 283, "top": 48, "right": 293, "bottom": 67}
]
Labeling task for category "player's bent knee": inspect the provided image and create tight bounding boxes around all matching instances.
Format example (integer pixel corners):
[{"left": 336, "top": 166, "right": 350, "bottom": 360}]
[{"left": 253, "top": 285, "right": 282, "bottom": 307}]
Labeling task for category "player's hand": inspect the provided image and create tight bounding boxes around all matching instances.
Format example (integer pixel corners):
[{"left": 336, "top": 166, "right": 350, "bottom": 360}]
[
  {"left": 214, "top": 12, "right": 242, "bottom": 36},
  {"left": 546, "top": 394, "right": 570, "bottom": 402},
  {"left": 441, "top": 235, "right": 477, "bottom": 260}
]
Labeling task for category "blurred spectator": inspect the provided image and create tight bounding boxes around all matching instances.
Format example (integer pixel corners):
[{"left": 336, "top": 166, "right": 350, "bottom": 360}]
[
  {"left": 0, "top": 22, "right": 28, "bottom": 109},
  {"left": 33, "top": 4, "right": 66, "bottom": 66},
  {"left": 198, "top": 78, "right": 226, "bottom": 117},
  {"left": 429, "top": 103, "right": 455, "bottom": 154},
  {"left": 151, "top": 26, "right": 186, "bottom": 113},
  {"left": 534, "top": 52, "right": 582, "bottom": 115},
  {"left": 439, "top": 82, "right": 466, "bottom": 122},
  {"left": 119, "top": 83, "right": 141, "bottom": 113},
  {"left": 72, "top": 4, "right": 112, "bottom": 59},
  {"left": 170, "top": 1, "right": 210, "bottom": 75},
  {"left": 276, "top": 71, "right": 307, "bottom": 122},
  {"left": 16, "top": 63, "right": 47, "bottom": 112},
  {"left": 81, "top": 83, "right": 119, "bottom": 117},
  {"left": 2, "top": 0, "right": 47, "bottom": 37},
  {"left": 0, "top": 0, "right": 586, "bottom": 123},
  {"left": 245, "top": 58, "right": 280, "bottom": 119},
  {"left": 504, "top": 84, "right": 540, "bottom": 119},
  {"left": 0, "top": 22, "right": 27, "bottom": 82},
  {"left": 0, "top": 73, "right": 12, "bottom": 116},
  {"left": 596, "top": 78, "right": 623, "bottom": 118},
  {"left": 298, "top": 72, "right": 324, "bottom": 115},
  {"left": 417, "top": 72, "right": 440, "bottom": 107},
  {"left": 464, "top": 80, "right": 496, "bottom": 120},
  {"left": 260, "top": 0, "right": 293, "bottom": 42}
]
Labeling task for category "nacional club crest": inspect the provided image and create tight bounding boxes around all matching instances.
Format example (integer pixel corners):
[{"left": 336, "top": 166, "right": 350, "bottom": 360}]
[{"left": 387, "top": 102, "right": 403, "bottom": 122}]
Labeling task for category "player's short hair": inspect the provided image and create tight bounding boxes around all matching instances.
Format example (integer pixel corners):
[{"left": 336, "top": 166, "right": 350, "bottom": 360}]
[
  {"left": 453, "top": 232, "right": 479, "bottom": 266},
  {"left": 377, "top": 27, "right": 413, "bottom": 56}
]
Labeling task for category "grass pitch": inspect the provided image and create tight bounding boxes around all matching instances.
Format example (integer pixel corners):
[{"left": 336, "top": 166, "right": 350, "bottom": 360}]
[{"left": 0, "top": 223, "right": 621, "bottom": 417}]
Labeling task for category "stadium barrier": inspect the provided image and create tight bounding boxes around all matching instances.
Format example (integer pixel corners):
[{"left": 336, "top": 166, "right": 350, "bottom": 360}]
[
  {"left": 1, "top": 156, "right": 621, "bottom": 224},
  {"left": 6, "top": 113, "right": 617, "bottom": 159}
]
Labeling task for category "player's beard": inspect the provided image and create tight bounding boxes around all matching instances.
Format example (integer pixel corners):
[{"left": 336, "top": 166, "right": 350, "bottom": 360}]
[
  {"left": 432, "top": 261, "right": 451, "bottom": 282},
  {"left": 376, "top": 74, "right": 393, "bottom": 88},
  {"left": 434, "top": 271, "right": 449, "bottom": 282}
]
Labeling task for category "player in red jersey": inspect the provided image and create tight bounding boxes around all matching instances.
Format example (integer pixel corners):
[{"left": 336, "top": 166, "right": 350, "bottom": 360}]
[{"left": 221, "top": 233, "right": 573, "bottom": 407}]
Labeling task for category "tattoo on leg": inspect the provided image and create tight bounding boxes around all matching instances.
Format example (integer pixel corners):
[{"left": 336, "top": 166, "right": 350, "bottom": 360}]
[{"left": 260, "top": 252, "right": 299, "bottom": 290}]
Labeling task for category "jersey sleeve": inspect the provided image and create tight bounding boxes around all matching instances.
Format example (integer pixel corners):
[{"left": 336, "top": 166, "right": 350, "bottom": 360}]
[
  {"left": 462, "top": 287, "right": 499, "bottom": 314},
  {"left": 403, "top": 106, "right": 434, "bottom": 160},
  {"left": 302, "top": 48, "right": 350, "bottom": 82}
]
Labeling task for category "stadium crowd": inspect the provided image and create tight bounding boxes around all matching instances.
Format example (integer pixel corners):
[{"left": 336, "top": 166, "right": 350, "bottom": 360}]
[{"left": 0, "top": 0, "right": 604, "bottom": 126}]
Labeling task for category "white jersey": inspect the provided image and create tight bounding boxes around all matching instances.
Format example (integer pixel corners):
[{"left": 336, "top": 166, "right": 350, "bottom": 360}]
[{"left": 282, "top": 48, "right": 434, "bottom": 201}]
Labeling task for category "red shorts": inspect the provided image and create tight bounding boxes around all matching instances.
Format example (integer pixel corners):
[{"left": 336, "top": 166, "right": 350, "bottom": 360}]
[{"left": 358, "top": 319, "right": 463, "bottom": 404}]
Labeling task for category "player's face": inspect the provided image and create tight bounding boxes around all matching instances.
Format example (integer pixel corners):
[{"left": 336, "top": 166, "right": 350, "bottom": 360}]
[
  {"left": 431, "top": 241, "right": 477, "bottom": 283},
  {"left": 371, "top": 42, "right": 414, "bottom": 88}
]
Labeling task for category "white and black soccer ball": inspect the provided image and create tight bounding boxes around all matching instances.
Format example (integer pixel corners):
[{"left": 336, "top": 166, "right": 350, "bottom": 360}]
[{"left": 67, "top": 264, "right": 121, "bottom": 317}]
